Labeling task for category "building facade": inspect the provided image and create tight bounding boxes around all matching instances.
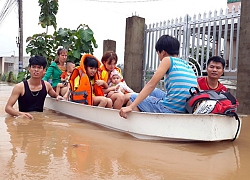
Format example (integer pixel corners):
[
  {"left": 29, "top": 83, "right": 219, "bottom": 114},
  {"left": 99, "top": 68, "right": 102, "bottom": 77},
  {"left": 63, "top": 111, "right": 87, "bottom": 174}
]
[{"left": 0, "top": 56, "right": 30, "bottom": 76}]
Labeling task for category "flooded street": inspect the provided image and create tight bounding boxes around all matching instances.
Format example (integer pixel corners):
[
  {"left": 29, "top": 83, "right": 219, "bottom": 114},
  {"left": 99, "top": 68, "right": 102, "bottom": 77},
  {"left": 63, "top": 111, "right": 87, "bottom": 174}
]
[{"left": 0, "top": 82, "right": 250, "bottom": 180}]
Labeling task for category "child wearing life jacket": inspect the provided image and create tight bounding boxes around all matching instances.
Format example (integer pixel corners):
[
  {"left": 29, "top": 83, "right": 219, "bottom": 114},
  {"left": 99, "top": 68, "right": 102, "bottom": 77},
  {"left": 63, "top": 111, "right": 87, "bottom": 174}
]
[
  {"left": 109, "top": 69, "right": 134, "bottom": 94},
  {"left": 69, "top": 54, "right": 112, "bottom": 108}
]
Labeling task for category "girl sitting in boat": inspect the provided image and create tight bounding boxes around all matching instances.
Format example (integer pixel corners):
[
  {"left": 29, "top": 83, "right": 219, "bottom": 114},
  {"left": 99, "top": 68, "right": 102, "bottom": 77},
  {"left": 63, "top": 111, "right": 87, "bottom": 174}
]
[
  {"left": 99, "top": 51, "right": 132, "bottom": 109},
  {"left": 109, "top": 69, "right": 134, "bottom": 94},
  {"left": 69, "top": 54, "right": 112, "bottom": 108},
  {"left": 119, "top": 35, "right": 198, "bottom": 118}
]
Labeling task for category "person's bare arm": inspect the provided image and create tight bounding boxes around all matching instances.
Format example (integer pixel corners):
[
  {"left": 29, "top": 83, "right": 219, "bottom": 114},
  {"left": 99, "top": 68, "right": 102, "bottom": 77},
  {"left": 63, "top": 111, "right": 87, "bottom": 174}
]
[
  {"left": 119, "top": 57, "right": 171, "bottom": 118},
  {"left": 95, "top": 80, "right": 108, "bottom": 88},
  {"left": 46, "top": 81, "right": 64, "bottom": 100},
  {"left": 102, "top": 86, "right": 116, "bottom": 94},
  {"left": 96, "top": 80, "right": 116, "bottom": 94},
  {"left": 5, "top": 83, "right": 33, "bottom": 119}
]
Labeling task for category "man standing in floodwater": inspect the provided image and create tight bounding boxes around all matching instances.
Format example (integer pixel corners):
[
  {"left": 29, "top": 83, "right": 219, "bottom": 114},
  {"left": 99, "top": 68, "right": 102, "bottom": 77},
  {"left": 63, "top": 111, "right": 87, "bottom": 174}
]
[{"left": 5, "top": 55, "right": 63, "bottom": 119}]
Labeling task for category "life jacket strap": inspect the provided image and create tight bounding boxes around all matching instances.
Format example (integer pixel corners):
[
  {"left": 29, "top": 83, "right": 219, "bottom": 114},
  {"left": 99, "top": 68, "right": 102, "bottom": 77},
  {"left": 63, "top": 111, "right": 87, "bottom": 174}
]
[
  {"left": 71, "top": 99, "right": 88, "bottom": 104},
  {"left": 71, "top": 91, "right": 87, "bottom": 95}
]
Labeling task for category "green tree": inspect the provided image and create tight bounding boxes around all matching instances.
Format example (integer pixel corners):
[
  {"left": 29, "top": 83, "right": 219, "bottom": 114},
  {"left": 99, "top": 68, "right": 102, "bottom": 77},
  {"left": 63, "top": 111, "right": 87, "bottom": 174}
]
[
  {"left": 54, "top": 24, "right": 98, "bottom": 65},
  {"left": 22, "top": 1, "right": 98, "bottom": 83},
  {"left": 24, "top": 0, "right": 98, "bottom": 78},
  {"left": 38, "top": 0, "right": 58, "bottom": 33},
  {"left": 26, "top": 33, "right": 56, "bottom": 66}
]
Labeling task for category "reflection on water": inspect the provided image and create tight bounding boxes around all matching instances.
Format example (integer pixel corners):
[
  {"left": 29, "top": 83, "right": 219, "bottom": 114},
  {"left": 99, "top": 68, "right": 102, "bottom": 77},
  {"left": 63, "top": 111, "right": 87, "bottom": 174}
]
[{"left": 0, "top": 83, "right": 250, "bottom": 180}]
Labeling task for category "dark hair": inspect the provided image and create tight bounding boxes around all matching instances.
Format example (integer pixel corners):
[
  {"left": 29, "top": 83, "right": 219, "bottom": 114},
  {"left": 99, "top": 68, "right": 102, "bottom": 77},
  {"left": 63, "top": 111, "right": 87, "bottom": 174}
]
[
  {"left": 101, "top": 51, "right": 118, "bottom": 65},
  {"left": 55, "top": 48, "right": 68, "bottom": 63},
  {"left": 207, "top": 56, "right": 225, "bottom": 69},
  {"left": 66, "top": 60, "right": 75, "bottom": 65},
  {"left": 84, "top": 57, "right": 98, "bottom": 68},
  {"left": 29, "top": 55, "right": 47, "bottom": 69},
  {"left": 155, "top": 35, "right": 180, "bottom": 55}
]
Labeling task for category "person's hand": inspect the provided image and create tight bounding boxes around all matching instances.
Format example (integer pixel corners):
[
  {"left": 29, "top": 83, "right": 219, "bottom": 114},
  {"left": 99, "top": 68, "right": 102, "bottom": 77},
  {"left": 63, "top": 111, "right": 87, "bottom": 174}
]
[
  {"left": 18, "top": 112, "right": 34, "bottom": 120},
  {"left": 119, "top": 106, "right": 133, "bottom": 119},
  {"left": 115, "top": 85, "right": 120, "bottom": 92},
  {"left": 56, "top": 95, "right": 64, "bottom": 101},
  {"left": 107, "top": 91, "right": 115, "bottom": 98},
  {"left": 120, "top": 88, "right": 126, "bottom": 94},
  {"left": 95, "top": 80, "right": 104, "bottom": 86}
]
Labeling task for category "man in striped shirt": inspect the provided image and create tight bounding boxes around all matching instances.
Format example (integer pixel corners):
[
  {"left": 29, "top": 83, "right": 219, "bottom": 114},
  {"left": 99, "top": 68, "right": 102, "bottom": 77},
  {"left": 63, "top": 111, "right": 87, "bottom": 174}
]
[{"left": 119, "top": 35, "right": 198, "bottom": 118}]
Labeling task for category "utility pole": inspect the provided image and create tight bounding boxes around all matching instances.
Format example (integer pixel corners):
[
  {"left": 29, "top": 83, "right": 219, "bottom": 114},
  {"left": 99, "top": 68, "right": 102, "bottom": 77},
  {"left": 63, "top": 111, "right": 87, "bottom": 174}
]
[{"left": 18, "top": 0, "right": 23, "bottom": 72}]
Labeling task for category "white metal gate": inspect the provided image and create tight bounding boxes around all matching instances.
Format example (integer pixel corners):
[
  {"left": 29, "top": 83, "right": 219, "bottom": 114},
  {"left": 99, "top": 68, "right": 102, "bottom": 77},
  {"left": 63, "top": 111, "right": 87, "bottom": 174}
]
[{"left": 143, "top": 5, "right": 241, "bottom": 86}]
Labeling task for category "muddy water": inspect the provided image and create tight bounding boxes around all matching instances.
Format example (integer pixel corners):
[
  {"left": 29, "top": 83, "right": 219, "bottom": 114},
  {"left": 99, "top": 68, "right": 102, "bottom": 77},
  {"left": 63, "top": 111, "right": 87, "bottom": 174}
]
[{"left": 0, "top": 83, "right": 250, "bottom": 180}]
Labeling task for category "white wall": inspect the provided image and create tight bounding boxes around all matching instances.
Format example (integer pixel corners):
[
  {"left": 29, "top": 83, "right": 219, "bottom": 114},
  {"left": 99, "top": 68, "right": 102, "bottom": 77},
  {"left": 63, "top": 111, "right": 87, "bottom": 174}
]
[{"left": 1, "top": 56, "right": 30, "bottom": 76}]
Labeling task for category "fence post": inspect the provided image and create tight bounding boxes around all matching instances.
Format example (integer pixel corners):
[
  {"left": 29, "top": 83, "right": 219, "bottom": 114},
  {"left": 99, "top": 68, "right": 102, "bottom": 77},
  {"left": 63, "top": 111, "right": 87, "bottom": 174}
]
[
  {"left": 124, "top": 16, "right": 145, "bottom": 92},
  {"left": 237, "top": 0, "right": 250, "bottom": 114},
  {"left": 103, "top": 40, "right": 116, "bottom": 54}
]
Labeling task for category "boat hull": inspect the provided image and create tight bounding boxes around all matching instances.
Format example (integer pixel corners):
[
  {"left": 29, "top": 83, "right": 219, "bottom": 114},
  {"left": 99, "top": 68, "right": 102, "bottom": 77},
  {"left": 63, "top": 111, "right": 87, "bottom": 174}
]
[{"left": 44, "top": 97, "right": 242, "bottom": 142}]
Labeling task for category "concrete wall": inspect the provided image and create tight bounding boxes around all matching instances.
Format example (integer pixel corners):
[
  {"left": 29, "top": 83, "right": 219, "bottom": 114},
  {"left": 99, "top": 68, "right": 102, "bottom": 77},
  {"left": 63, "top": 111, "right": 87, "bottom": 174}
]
[
  {"left": 237, "top": 0, "right": 250, "bottom": 114},
  {"left": 103, "top": 40, "right": 116, "bottom": 54},
  {"left": 0, "top": 56, "right": 30, "bottom": 76},
  {"left": 123, "top": 16, "right": 145, "bottom": 92}
]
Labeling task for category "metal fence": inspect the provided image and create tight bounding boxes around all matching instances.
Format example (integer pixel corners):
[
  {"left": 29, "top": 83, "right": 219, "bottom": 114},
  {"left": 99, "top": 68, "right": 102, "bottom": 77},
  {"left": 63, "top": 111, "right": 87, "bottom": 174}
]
[{"left": 143, "top": 5, "right": 241, "bottom": 87}]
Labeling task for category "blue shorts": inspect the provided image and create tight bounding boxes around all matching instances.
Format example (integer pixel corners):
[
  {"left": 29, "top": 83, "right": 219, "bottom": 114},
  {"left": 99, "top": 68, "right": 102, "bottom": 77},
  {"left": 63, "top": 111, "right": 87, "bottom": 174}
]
[{"left": 130, "top": 88, "right": 176, "bottom": 113}]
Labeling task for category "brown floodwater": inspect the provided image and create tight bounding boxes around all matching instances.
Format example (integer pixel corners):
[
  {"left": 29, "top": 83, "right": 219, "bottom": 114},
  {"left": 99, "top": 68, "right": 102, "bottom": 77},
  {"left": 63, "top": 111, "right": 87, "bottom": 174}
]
[{"left": 0, "top": 82, "right": 250, "bottom": 180}]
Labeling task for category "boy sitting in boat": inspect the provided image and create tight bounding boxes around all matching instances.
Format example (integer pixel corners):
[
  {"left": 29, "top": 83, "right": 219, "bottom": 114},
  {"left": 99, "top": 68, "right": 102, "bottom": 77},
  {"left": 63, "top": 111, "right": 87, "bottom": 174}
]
[
  {"left": 119, "top": 35, "right": 198, "bottom": 118},
  {"left": 56, "top": 61, "right": 75, "bottom": 99},
  {"left": 108, "top": 69, "right": 134, "bottom": 94},
  {"left": 198, "top": 56, "right": 227, "bottom": 92},
  {"left": 69, "top": 54, "right": 112, "bottom": 108}
]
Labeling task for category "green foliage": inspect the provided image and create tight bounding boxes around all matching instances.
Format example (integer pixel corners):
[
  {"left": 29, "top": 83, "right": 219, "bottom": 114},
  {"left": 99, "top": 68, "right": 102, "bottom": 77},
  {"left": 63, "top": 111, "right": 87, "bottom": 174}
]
[
  {"left": 53, "top": 24, "right": 98, "bottom": 64},
  {"left": 26, "top": 33, "right": 56, "bottom": 66},
  {"left": 0, "top": 73, "right": 7, "bottom": 81},
  {"left": 6, "top": 71, "right": 17, "bottom": 83},
  {"left": 26, "top": 2, "right": 98, "bottom": 67},
  {"left": 0, "top": 72, "right": 17, "bottom": 83},
  {"left": 38, "top": 0, "right": 58, "bottom": 30},
  {"left": 26, "top": 25, "right": 98, "bottom": 66},
  {"left": 17, "top": 67, "right": 30, "bottom": 83}
]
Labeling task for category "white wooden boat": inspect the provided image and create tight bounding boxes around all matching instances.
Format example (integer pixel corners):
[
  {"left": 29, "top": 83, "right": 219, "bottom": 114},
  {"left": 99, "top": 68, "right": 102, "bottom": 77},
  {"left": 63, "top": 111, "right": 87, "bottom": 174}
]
[{"left": 44, "top": 97, "right": 243, "bottom": 142}]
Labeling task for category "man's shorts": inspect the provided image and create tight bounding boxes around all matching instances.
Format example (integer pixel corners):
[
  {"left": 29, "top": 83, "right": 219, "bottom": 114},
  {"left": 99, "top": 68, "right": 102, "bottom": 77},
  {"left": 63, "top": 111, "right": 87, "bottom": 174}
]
[{"left": 130, "top": 88, "right": 176, "bottom": 113}]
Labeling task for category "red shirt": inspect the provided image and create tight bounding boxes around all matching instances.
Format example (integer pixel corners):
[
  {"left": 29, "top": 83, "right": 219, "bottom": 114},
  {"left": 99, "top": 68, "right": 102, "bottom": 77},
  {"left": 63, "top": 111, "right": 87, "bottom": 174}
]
[
  {"left": 60, "top": 71, "right": 69, "bottom": 79},
  {"left": 198, "top": 77, "right": 227, "bottom": 92}
]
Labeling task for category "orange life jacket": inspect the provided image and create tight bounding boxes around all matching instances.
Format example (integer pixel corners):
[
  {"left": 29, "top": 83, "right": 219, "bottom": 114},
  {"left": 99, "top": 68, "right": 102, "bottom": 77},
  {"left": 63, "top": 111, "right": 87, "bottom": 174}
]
[
  {"left": 69, "top": 54, "right": 104, "bottom": 105},
  {"left": 99, "top": 64, "right": 123, "bottom": 82}
]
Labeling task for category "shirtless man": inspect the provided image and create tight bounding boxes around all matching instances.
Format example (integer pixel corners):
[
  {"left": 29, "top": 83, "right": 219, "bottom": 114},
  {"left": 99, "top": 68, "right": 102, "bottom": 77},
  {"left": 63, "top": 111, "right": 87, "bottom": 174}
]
[
  {"left": 198, "top": 56, "right": 227, "bottom": 92},
  {"left": 5, "top": 55, "right": 63, "bottom": 119}
]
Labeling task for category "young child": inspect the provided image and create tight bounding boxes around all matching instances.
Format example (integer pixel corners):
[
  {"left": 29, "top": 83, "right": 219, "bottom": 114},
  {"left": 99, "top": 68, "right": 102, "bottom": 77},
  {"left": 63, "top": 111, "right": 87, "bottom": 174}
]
[
  {"left": 119, "top": 35, "right": 198, "bottom": 118},
  {"left": 69, "top": 54, "right": 112, "bottom": 108},
  {"left": 56, "top": 61, "right": 75, "bottom": 97},
  {"left": 109, "top": 69, "right": 134, "bottom": 94}
]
